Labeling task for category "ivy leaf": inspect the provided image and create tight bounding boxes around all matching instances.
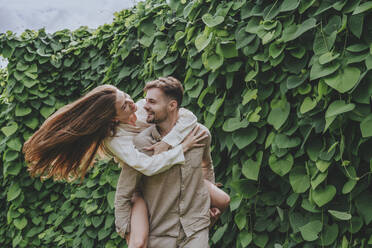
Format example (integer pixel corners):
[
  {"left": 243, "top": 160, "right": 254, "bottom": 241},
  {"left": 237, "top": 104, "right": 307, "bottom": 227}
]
[
  {"left": 269, "top": 153, "right": 294, "bottom": 176},
  {"left": 234, "top": 210, "right": 246, "bottom": 230},
  {"left": 311, "top": 171, "right": 328, "bottom": 190},
  {"left": 195, "top": 33, "right": 212, "bottom": 52},
  {"left": 238, "top": 230, "right": 253, "bottom": 247},
  {"left": 310, "top": 60, "right": 340, "bottom": 81},
  {"left": 13, "top": 217, "right": 28, "bottom": 230},
  {"left": 300, "top": 97, "right": 317, "bottom": 114},
  {"left": 24, "top": 117, "right": 39, "bottom": 130},
  {"left": 360, "top": 114, "right": 372, "bottom": 137},
  {"left": 7, "top": 138, "right": 22, "bottom": 151},
  {"left": 269, "top": 41, "right": 285, "bottom": 59},
  {"left": 216, "top": 43, "right": 238, "bottom": 59},
  {"left": 1, "top": 122, "right": 18, "bottom": 137},
  {"left": 107, "top": 191, "right": 115, "bottom": 210},
  {"left": 15, "top": 105, "right": 32, "bottom": 117},
  {"left": 267, "top": 101, "right": 290, "bottom": 130},
  {"left": 280, "top": 0, "right": 300, "bottom": 12},
  {"left": 202, "top": 13, "right": 224, "bottom": 27},
  {"left": 281, "top": 18, "right": 317, "bottom": 42},
  {"left": 353, "top": 2, "right": 372, "bottom": 14},
  {"left": 349, "top": 14, "right": 364, "bottom": 39},
  {"left": 40, "top": 106, "right": 55, "bottom": 119},
  {"left": 222, "top": 117, "right": 249, "bottom": 132},
  {"left": 287, "top": 72, "right": 308, "bottom": 89},
  {"left": 4, "top": 150, "right": 19, "bottom": 162},
  {"left": 315, "top": 160, "right": 332, "bottom": 173},
  {"left": 211, "top": 223, "right": 227, "bottom": 243},
  {"left": 289, "top": 166, "right": 310, "bottom": 193},
  {"left": 299, "top": 220, "right": 322, "bottom": 241},
  {"left": 242, "top": 151, "right": 263, "bottom": 181},
  {"left": 342, "top": 179, "right": 357, "bottom": 194},
  {"left": 328, "top": 210, "right": 352, "bottom": 220},
  {"left": 232, "top": 127, "right": 258, "bottom": 149},
  {"left": 319, "top": 52, "right": 340, "bottom": 65},
  {"left": 7, "top": 182, "right": 21, "bottom": 201},
  {"left": 275, "top": 134, "right": 301, "bottom": 148},
  {"left": 355, "top": 192, "right": 372, "bottom": 225},
  {"left": 253, "top": 233, "right": 269, "bottom": 248},
  {"left": 319, "top": 224, "right": 339, "bottom": 246},
  {"left": 312, "top": 185, "right": 336, "bottom": 207},
  {"left": 203, "top": 52, "right": 224, "bottom": 71},
  {"left": 16, "top": 62, "right": 29, "bottom": 71},
  {"left": 324, "top": 66, "right": 361, "bottom": 93},
  {"left": 324, "top": 100, "right": 355, "bottom": 132}
]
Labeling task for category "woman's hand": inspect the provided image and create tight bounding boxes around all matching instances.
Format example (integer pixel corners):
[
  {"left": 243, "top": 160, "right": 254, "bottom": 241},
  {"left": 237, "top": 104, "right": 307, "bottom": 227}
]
[
  {"left": 181, "top": 125, "right": 207, "bottom": 153},
  {"left": 144, "top": 141, "right": 171, "bottom": 155}
]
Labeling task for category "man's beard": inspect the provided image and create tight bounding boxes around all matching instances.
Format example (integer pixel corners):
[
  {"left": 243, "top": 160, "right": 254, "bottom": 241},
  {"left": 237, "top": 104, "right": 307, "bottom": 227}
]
[{"left": 146, "top": 111, "right": 167, "bottom": 124}]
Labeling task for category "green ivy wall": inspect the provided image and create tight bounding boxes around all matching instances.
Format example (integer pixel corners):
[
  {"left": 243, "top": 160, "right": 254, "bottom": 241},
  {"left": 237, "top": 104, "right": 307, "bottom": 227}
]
[{"left": 1, "top": 0, "right": 372, "bottom": 247}]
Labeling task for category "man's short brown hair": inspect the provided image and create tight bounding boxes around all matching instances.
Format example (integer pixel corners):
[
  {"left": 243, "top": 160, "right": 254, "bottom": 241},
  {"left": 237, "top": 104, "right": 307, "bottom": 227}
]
[{"left": 144, "top": 76, "right": 184, "bottom": 108}]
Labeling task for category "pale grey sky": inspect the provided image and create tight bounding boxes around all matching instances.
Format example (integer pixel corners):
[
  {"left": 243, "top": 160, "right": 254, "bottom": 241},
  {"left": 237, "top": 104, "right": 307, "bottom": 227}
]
[{"left": 0, "top": 0, "right": 139, "bottom": 67}]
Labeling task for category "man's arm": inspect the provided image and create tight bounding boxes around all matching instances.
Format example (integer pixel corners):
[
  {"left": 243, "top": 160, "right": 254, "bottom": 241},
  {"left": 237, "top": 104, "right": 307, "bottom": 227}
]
[{"left": 114, "top": 163, "right": 142, "bottom": 238}]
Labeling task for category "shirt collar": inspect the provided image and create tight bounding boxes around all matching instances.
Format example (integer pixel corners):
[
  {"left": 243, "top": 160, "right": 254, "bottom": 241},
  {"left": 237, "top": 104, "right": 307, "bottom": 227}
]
[{"left": 151, "top": 126, "right": 162, "bottom": 142}]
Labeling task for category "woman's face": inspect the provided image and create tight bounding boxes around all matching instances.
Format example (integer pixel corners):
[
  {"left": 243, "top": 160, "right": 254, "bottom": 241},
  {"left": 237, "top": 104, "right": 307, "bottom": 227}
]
[{"left": 114, "top": 90, "right": 137, "bottom": 123}]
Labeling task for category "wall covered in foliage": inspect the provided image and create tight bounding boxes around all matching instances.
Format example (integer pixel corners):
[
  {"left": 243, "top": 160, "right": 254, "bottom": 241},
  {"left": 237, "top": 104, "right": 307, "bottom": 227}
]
[{"left": 1, "top": 0, "right": 372, "bottom": 247}]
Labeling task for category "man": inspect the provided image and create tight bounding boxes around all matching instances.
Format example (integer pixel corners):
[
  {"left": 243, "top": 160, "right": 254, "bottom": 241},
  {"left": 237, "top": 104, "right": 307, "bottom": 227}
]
[{"left": 115, "top": 76, "right": 215, "bottom": 247}]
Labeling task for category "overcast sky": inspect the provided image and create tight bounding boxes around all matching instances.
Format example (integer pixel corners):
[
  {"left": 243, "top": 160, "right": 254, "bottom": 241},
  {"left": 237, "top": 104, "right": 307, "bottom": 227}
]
[{"left": 0, "top": 0, "right": 139, "bottom": 67}]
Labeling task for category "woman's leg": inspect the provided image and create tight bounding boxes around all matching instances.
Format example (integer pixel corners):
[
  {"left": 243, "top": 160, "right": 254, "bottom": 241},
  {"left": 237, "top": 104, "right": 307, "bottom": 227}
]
[
  {"left": 204, "top": 179, "right": 230, "bottom": 211},
  {"left": 127, "top": 194, "right": 149, "bottom": 248},
  {"left": 204, "top": 179, "right": 230, "bottom": 226}
]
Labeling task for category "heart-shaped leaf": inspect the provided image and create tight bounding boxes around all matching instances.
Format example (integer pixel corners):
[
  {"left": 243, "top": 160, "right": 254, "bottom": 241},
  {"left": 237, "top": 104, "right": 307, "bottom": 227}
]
[
  {"left": 232, "top": 127, "right": 258, "bottom": 149},
  {"left": 289, "top": 166, "right": 310, "bottom": 193},
  {"left": 312, "top": 185, "right": 336, "bottom": 207},
  {"left": 195, "top": 33, "right": 213, "bottom": 52},
  {"left": 299, "top": 220, "right": 322, "bottom": 241},
  {"left": 324, "top": 66, "right": 361, "bottom": 93},
  {"left": 14, "top": 217, "right": 28, "bottom": 230},
  {"left": 238, "top": 230, "right": 252, "bottom": 247},
  {"left": 269, "top": 153, "right": 294, "bottom": 176},
  {"left": 242, "top": 151, "right": 263, "bottom": 181},
  {"left": 202, "top": 14, "right": 224, "bottom": 27},
  {"left": 355, "top": 192, "right": 372, "bottom": 225},
  {"left": 1, "top": 122, "right": 18, "bottom": 137},
  {"left": 300, "top": 97, "right": 317, "bottom": 114},
  {"left": 360, "top": 114, "right": 372, "bottom": 137},
  {"left": 7, "top": 182, "right": 21, "bottom": 201},
  {"left": 268, "top": 101, "right": 290, "bottom": 130}
]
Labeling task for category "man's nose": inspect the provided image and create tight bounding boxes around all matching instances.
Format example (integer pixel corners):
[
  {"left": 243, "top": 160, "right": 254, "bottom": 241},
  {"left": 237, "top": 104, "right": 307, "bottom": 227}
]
[{"left": 144, "top": 102, "right": 150, "bottom": 111}]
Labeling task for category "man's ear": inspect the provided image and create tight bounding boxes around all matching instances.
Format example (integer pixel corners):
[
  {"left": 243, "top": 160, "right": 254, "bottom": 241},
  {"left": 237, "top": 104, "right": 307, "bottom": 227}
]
[{"left": 168, "top": 99, "right": 178, "bottom": 111}]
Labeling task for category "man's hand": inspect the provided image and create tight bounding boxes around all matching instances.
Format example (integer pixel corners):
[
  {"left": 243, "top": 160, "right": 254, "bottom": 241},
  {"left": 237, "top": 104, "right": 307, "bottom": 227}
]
[
  {"left": 209, "top": 207, "right": 221, "bottom": 227},
  {"left": 144, "top": 141, "right": 171, "bottom": 154}
]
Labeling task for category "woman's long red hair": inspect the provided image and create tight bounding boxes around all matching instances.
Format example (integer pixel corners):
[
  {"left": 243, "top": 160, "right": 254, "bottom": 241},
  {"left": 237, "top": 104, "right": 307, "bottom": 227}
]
[{"left": 23, "top": 85, "right": 119, "bottom": 181}]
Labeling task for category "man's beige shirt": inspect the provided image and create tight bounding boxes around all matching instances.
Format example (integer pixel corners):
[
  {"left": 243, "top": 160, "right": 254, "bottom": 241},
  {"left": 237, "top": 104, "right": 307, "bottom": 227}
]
[{"left": 114, "top": 124, "right": 215, "bottom": 238}]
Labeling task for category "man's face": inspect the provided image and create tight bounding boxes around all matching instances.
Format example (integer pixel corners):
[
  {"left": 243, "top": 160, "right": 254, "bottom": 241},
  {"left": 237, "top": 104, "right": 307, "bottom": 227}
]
[{"left": 144, "top": 88, "right": 170, "bottom": 124}]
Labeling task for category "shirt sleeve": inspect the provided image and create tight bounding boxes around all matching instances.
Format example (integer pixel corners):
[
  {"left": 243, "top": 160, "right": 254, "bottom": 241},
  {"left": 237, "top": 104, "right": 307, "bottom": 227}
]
[
  {"left": 114, "top": 164, "right": 142, "bottom": 237},
  {"left": 105, "top": 135, "right": 185, "bottom": 176},
  {"left": 162, "top": 107, "right": 197, "bottom": 147},
  {"left": 201, "top": 129, "right": 215, "bottom": 184}
]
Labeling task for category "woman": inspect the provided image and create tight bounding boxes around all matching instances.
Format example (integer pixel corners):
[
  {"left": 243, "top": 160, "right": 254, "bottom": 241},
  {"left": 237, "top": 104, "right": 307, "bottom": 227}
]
[{"left": 23, "top": 84, "right": 230, "bottom": 247}]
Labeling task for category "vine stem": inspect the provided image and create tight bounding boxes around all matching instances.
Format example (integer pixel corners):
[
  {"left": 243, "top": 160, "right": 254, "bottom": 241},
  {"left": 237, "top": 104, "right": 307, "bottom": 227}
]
[{"left": 320, "top": 208, "right": 324, "bottom": 247}]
